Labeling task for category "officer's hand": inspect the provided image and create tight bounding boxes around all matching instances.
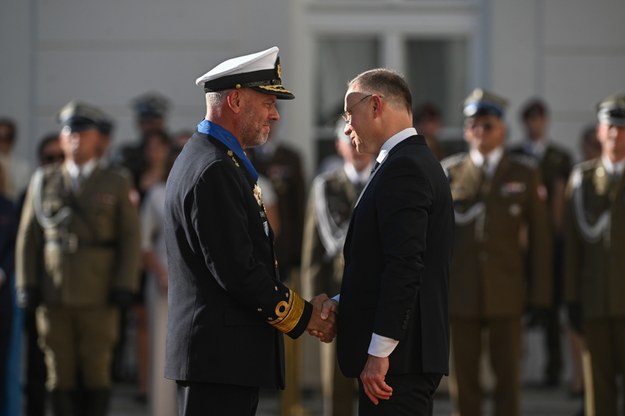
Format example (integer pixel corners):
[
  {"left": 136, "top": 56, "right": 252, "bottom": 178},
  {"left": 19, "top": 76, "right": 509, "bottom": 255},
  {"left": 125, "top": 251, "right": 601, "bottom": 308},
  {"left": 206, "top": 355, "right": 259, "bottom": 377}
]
[
  {"left": 17, "top": 288, "right": 41, "bottom": 311},
  {"left": 567, "top": 303, "right": 583, "bottom": 334},
  {"left": 307, "top": 294, "right": 337, "bottom": 343},
  {"left": 109, "top": 289, "right": 135, "bottom": 309}
]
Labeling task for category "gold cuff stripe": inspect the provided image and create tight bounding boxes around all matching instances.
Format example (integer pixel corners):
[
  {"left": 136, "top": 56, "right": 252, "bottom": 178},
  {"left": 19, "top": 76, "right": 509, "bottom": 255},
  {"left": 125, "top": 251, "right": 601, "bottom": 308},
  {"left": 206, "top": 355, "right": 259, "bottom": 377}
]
[{"left": 270, "top": 289, "right": 305, "bottom": 334}]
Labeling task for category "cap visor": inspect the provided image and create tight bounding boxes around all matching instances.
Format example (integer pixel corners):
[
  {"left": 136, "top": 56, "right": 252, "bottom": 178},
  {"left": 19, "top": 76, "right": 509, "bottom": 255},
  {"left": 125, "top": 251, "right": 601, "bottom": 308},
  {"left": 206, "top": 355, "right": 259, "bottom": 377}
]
[{"left": 254, "top": 85, "right": 295, "bottom": 100}]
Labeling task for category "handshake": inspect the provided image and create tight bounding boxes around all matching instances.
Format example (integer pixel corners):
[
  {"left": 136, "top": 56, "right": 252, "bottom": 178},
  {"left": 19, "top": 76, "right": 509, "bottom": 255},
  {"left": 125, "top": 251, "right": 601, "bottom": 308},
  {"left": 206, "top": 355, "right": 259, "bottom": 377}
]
[{"left": 306, "top": 294, "right": 339, "bottom": 343}]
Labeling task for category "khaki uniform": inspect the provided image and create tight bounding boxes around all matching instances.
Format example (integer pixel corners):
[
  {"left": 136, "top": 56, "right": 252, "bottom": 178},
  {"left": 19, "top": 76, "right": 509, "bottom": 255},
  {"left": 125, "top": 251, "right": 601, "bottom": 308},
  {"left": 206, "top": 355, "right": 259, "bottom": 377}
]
[
  {"left": 564, "top": 159, "right": 625, "bottom": 416},
  {"left": 301, "top": 168, "right": 360, "bottom": 416},
  {"left": 442, "top": 152, "right": 552, "bottom": 416},
  {"left": 509, "top": 143, "right": 572, "bottom": 383},
  {"left": 16, "top": 163, "right": 141, "bottom": 392}
]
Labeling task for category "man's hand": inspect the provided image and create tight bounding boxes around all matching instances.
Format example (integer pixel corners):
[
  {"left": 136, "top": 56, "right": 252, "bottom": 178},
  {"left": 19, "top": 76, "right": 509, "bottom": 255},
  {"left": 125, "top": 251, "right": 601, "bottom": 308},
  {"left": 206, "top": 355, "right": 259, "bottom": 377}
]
[
  {"left": 360, "top": 355, "right": 393, "bottom": 405},
  {"left": 306, "top": 294, "right": 338, "bottom": 342}
]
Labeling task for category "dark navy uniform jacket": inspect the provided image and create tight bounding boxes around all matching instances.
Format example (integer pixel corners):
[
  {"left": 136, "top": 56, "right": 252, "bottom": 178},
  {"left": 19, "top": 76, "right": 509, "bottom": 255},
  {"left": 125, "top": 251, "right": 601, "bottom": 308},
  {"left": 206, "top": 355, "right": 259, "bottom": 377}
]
[{"left": 164, "top": 130, "right": 312, "bottom": 388}]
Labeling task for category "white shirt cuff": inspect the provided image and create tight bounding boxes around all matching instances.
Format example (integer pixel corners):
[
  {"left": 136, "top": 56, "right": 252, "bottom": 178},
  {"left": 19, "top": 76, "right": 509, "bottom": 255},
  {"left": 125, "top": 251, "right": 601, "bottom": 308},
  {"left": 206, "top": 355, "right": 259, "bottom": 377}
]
[{"left": 368, "top": 333, "right": 399, "bottom": 357}]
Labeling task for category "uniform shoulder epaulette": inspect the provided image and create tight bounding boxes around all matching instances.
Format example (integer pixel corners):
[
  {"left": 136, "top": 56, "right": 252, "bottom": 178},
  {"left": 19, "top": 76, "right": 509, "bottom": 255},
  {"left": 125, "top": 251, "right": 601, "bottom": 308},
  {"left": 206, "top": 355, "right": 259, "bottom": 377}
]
[
  {"left": 508, "top": 153, "right": 538, "bottom": 170},
  {"left": 574, "top": 158, "right": 597, "bottom": 173},
  {"left": 440, "top": 152, "right": 467, "bottom": 170}
]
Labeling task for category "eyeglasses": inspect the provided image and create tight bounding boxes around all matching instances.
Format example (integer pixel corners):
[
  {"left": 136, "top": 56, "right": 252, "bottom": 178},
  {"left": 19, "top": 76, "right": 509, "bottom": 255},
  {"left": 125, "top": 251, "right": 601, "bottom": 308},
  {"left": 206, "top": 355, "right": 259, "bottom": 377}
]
[{"left": 341, "top": 94, "right": 373, "bottom": 123}]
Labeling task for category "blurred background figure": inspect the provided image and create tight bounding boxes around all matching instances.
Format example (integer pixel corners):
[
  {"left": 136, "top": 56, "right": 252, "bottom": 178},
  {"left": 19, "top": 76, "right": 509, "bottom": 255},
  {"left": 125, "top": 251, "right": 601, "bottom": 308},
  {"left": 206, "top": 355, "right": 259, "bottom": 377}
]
[
  {"left": 112, "top": 91, "right": 171, "bottom": 401},
  {"left": 509, "top": 97, "right": 572, "bottom": 389},
  {"left": 413, "top": 101, "right": 446, "bottom": 161},
  {"left": 139, "top": 142, "right": 176, "bottom": 416},
  {"left": 301, "top": 118, "right": 373, "bottom": 416},
  {"left": 115, "top": 91, "right": 171, "bottom": 190},
  {"left": 18, "top": 133, "right": 64, "bottom": 416},
  {"left": 248, "top": 120, "right": 307, "bottom": 416},
  {"left": 132, "top": 128, "right": 174, "bottom": 403},
  {"left": 442, "top": 89, "right": 553, "bottom": 416},
  {"left": 16, "top": 101, "right": 141, "bottom": 416},
  {"left": 579, "top": 124, "right": 602, "bottom": 162},
  {"left": 172, "top": 128, "right": 194, "bottom": 155},
  {"left": 564, "top": 93, "right": 625, "bottom": 416},
  {"left": 0, "top": 117, "right": 32, "bottom": 201},
  {"left": 0, "top": 162, "right": 18, "bottom": 416}
]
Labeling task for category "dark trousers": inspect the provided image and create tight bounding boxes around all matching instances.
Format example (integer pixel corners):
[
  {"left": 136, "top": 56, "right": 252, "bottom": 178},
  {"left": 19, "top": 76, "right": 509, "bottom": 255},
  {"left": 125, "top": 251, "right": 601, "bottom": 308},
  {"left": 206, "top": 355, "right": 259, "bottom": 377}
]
[
  {"left": 177, "top": 381, "right": 259, "bottom": 416},
  {"left": 25, "top": 309, "right": 47, "bottom": 416},
  {"left": 357, "top": 373, "right": 442, "bottom": 416}
]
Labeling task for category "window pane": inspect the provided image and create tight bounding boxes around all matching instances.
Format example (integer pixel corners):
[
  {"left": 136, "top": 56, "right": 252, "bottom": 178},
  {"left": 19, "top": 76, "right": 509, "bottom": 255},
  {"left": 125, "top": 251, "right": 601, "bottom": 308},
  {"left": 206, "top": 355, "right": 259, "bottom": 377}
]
[
  {"left": 315, "top": 37, "right": 380, "bottom": 127},
  {"left": 405, "top": 38, "right": 468, "bottom": 135},
  {"left": 314, "top": 37, "right": 380, "bottom": 171}
]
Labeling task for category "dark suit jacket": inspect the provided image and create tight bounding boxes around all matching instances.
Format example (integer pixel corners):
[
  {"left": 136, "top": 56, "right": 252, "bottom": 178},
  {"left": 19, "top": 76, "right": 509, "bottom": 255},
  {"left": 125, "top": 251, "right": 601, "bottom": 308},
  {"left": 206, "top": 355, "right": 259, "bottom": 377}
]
[
  {"left": 337, "top": 135, "right": 453, "bottom": 378},
  {"left": 164, "top": 131, "right": 312, "bottom": 389}
]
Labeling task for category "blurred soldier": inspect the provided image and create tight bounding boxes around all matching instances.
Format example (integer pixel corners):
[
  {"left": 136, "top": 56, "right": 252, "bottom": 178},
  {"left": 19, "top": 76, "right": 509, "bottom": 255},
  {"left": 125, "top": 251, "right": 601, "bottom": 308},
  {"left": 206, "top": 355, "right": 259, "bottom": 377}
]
[
  {"left": 0, "top": 162, "right": 18, "bottom": 415},
  {"left": 115, "top": 91, "right": 170, "bottom": 183},
  {"left": 509, "top": 98, "right": 572, "bottom": 387},
  {"left": 301, "top": 119, "right": 373, "bottom": 416},
  {"left": 564, "top": 93, "right": 625, "bottom": 416},
  {"left": 248, "top": 118, "right": 307, "bottom": 416},
  {"left": 0, "top": 117, "right": 32, "bottom": 201},
  {"left": 113, "top": 92, "right": 169, "bottom": 391},
  {"left": 413, "top": 101, "right": 446, "bottom": 161},
  {"left": 16, "top": 101, "right": 141, "bottom": 416},
  {"left": 442, "top": 89, "right": 552, "bottom": 416}
]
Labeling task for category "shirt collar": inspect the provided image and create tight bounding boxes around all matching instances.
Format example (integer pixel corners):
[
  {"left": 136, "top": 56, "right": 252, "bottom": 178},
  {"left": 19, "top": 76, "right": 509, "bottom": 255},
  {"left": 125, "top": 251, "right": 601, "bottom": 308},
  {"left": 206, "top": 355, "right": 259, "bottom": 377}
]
[
  {"left": 524, "top": 137, "right": 547, "bottom": 159},
  {"left": 601, "top": 156, "right": 625, "bottom": 176},
  {"left": 343, "top": 161, "right": 373, "bottom": 184},
  {"left": 66, "top": 158, "right": 97, "bottom": 179},
  {"left": 470, "top": 146, "right": 504, "bottom": 175},
  {"left": 375, "top": 127, "right": 417, "bottom": 165}
]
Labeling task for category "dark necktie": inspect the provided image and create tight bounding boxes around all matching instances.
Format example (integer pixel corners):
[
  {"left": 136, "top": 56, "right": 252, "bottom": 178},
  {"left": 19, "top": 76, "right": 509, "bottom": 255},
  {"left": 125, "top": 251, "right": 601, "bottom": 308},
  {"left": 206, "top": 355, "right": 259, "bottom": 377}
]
[{"left": 371, "top": 161, "right": 380, "bottom": 175}]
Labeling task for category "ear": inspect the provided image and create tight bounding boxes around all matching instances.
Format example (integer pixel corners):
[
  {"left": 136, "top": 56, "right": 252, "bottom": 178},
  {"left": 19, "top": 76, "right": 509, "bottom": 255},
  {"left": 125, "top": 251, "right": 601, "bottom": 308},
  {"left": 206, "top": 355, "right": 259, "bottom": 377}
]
[
  {"left": 372, "top": 95, "right": 384, "bottom": 118},
  {"left": 226, "top": 90, "right": 243, "bottom": 113}
]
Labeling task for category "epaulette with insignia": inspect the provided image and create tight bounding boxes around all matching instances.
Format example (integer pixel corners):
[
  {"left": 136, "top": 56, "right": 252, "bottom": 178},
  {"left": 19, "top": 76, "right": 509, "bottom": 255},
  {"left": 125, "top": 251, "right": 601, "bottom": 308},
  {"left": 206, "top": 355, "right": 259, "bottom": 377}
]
[
  {"left": 575, "top": 158, "right": 598, "bottom": 174},
  {"left": 440, "top": 152, "right": 467, "bottom": 171},
  {"left": 508, "top": 153, "right": 538, "bottom": 169}
]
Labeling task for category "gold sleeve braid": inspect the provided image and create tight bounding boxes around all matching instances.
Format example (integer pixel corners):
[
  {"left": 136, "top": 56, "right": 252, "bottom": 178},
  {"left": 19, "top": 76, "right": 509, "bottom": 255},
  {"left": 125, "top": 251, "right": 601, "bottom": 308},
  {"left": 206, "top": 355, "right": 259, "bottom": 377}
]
[{"left": 269, "top": 289, "right": 306, "bottom": 334}]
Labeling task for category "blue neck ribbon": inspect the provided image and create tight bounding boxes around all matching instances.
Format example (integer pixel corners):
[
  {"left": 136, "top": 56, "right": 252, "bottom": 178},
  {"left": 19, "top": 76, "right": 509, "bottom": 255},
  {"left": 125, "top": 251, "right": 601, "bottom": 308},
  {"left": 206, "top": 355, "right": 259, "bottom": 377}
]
[{"left": 197, "top": 120, "right": 259, "bottom": 182}]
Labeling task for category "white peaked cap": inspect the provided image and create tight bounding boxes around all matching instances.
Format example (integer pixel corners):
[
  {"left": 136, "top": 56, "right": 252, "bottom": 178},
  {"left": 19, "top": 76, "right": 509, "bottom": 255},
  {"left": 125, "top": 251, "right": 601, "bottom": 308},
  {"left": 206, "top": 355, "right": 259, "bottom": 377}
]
[{"left": 195, "top": 46, "right": 294, "bottom": 99}]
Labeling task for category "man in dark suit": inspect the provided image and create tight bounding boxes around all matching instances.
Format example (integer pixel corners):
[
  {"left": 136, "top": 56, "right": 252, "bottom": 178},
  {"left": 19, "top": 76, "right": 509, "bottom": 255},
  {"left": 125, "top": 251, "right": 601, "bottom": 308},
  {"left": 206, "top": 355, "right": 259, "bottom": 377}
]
[
  {"left": 164, "top": 46, "right": 335, "bottom": 416},
  {"left": 301, "top": 119, "right": 374, "bottom": 416},
  {"left": 322, "top": 68, "right": 454, "bottom": 415}
]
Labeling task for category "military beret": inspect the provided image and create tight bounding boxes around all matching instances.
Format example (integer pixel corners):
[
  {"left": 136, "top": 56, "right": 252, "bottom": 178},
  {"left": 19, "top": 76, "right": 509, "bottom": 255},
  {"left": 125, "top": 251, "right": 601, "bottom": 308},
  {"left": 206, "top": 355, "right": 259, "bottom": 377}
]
[
  {"left": 131, "top": 92, "right": 170, "bottom": 120},
  {"left": 597, "top": 93, "right": 625, "bottom": 127},
  {"left": 195, "top": 46, "right": 294, "bottom": 100},
  {"left": 463, "top": 88, "right": 508, "bottom": 118},
  {"left": 57, "top": 101, "right": 113, "bottom": 135}
]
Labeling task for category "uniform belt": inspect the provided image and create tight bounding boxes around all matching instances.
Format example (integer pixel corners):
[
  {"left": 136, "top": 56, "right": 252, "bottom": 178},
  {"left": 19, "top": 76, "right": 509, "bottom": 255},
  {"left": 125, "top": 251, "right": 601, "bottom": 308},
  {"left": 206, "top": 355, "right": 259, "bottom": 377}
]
[{"left": 47, "top": 235, "right": 116, "bottom": 253}]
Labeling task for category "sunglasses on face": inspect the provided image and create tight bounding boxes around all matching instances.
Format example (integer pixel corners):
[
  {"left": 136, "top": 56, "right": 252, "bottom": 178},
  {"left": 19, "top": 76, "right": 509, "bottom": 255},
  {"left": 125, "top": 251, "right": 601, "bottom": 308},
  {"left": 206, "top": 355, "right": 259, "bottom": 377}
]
[{"left": 42, "top": 153, "right": 65, "bottom": 164}]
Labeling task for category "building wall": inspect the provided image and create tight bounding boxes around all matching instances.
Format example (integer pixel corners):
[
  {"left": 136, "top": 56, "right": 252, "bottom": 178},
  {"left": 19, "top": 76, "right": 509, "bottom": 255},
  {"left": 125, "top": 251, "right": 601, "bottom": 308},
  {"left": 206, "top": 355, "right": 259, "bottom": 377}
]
[
  {"left": 0, "top": 0, "right": 294, "bottom": 165},
  {"left": 491, "top": 0, "right": 625, "bottom": 159}
]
